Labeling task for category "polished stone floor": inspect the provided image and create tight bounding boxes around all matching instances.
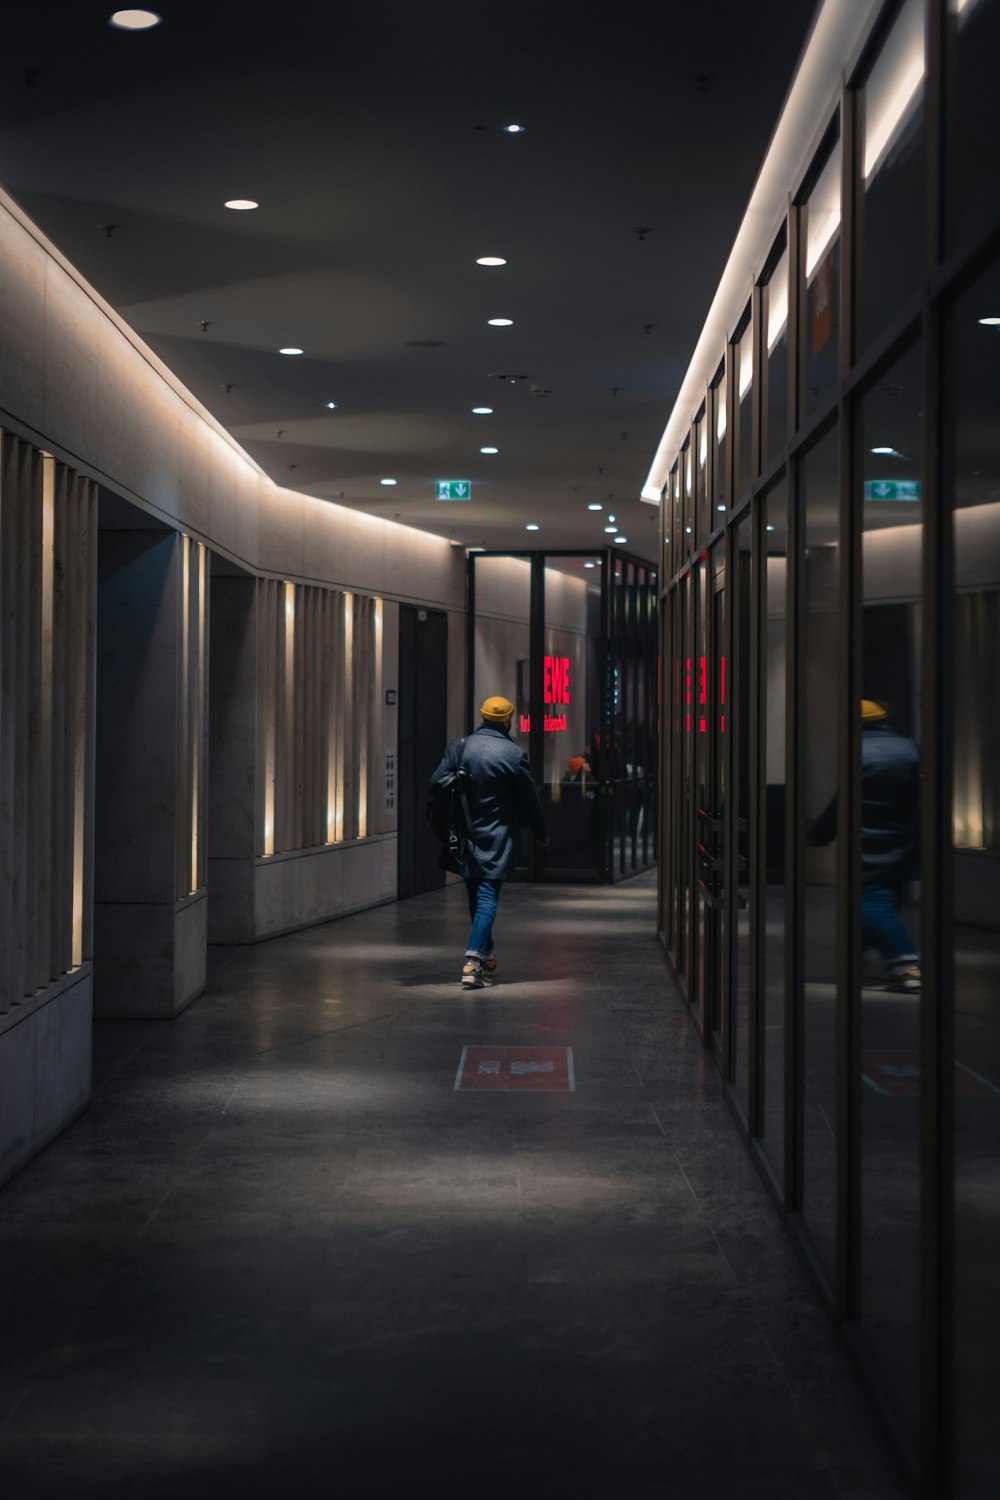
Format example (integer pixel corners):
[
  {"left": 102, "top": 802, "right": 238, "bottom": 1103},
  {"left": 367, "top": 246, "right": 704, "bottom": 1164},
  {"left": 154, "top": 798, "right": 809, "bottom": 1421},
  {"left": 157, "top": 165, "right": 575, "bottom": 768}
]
[{"left": 0, "top": 874, "right": 913, "bottom": 1498}]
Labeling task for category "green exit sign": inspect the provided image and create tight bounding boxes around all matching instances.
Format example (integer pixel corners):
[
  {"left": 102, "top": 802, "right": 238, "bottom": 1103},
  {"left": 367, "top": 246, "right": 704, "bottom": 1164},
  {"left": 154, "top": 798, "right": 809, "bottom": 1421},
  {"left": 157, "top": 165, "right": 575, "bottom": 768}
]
[
  {"left": 864, "top": 479, "right": 920, "bottom": 501},
  {"left": 436, "top": 480, "right": 471, "bottom": 501}
]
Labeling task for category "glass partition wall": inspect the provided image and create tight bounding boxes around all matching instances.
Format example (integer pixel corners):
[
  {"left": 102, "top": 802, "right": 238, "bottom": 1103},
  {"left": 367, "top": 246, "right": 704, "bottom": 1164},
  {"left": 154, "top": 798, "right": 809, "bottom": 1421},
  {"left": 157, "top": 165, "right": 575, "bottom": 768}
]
[
  {"left": 656, "top": 2, "right": 1000, "bottom": 1492},
  {"left": 468, "top": 549, "right": 657, "bottom": 882}
]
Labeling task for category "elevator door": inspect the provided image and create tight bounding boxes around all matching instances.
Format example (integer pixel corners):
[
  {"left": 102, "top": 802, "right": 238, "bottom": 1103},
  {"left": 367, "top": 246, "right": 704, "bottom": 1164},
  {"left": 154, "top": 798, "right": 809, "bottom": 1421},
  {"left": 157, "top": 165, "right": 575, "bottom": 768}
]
[{"left": 397, "top": 605, "right": 448, "bottom": 900}]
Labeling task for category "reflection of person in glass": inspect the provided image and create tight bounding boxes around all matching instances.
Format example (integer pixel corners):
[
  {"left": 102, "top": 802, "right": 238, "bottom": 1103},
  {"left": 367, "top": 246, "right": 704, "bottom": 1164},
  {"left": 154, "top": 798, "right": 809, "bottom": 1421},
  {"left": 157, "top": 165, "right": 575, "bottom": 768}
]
[
  {"left": 430, "top": 695, "right": 549, "bottom": 990},
  {"left": 809, "top": 699, "right": 921, "bottom": 992}
]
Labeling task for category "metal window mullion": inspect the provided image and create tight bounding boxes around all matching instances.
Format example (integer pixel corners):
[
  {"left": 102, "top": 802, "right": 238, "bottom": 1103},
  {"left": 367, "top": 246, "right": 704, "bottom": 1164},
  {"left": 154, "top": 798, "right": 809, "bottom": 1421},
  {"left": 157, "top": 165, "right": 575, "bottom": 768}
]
[
  {"left": 723, "top": 518, "right": 737, "bottom": 1086},
  {"left": 839, "top": 383, "right": 863, "bottom": 1327},
  {"left": 529, "top": 554, "right": 545, "bottom": 877},
  {"left": 785, "top": 191, "right": 805, "bottom": 1216},
  {"left": 786, "top": 457, "right": 804, "bottom": 1217},
  {"left": 920, "top": 6, "right": 952, "bottom": 1491}
]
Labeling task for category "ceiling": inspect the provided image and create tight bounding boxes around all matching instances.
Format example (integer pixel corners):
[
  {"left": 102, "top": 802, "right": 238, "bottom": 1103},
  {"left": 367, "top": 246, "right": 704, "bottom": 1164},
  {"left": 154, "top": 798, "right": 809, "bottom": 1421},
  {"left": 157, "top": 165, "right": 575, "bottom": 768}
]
[{"left": 0, "top": 0, "right": 819, "bottom": 563}]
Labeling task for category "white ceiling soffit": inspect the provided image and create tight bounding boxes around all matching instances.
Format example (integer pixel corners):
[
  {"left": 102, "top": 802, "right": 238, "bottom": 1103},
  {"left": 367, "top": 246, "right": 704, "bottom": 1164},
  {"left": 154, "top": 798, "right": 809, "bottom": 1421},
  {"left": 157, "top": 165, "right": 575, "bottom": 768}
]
[{"left": 641, "top": 0, "right": 872, "bottom": 503}]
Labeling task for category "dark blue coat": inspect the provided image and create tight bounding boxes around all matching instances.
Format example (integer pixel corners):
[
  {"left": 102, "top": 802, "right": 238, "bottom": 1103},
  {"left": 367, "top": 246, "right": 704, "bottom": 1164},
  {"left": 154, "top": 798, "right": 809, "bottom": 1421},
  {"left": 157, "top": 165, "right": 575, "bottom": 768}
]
[
  {"left": 431, "top": 724, "right": 548, "bottom": 880},
  {"left": 859, "top": 724, "right": 921, "bottom": 883},
  {"left": 809, "top": 724, "right": 921, "bottom": 883}
]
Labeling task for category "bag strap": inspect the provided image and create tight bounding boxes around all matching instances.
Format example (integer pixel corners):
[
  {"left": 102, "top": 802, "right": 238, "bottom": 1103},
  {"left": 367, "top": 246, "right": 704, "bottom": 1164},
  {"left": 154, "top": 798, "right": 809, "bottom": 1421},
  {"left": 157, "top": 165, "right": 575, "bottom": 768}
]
[
  {"left": 452, "top": 738, "right": 476, "bottom": 834},
  {"left": 450, "top": 738, "right": 474, "bottom": 843}
]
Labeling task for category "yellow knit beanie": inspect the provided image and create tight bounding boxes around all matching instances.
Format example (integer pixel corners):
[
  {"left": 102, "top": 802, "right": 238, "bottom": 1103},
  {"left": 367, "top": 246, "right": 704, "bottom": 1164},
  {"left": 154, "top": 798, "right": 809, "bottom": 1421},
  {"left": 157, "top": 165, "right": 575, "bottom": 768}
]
[{"left": 481, "top": 695, "right": 514, "bottom": 724}]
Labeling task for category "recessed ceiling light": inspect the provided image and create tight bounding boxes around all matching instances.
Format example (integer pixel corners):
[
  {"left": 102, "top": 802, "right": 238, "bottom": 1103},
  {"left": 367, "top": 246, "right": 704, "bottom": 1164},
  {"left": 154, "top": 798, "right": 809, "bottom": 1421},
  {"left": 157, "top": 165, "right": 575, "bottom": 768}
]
[
  {"left": 615, "top": 536, "right": 627, "bottom": 544},
  {"left": 608, "top": 514, "right": 616, "bottom": 523},
  {"left": 604, "top": 525, "right": 617, "bottom": 533},
  {"left": 472, "top": 407, "right": 493, "bottom": 415},
  {"left": 224, "top": 199, "right": 258, "bottom": 211},
  {"left": 480, "top": 446, "right": 499, "bottom": 454},
  {"left": 380, "top": 478, "right": 397, "bottom": 486},
  {"left": 109, "top": 9, "right": 161, "bottom": 29},
  {"left": 584, "top": 562, "right": 596, "bottom": 569},
  {"left": 279, "top": 347, "right": 304, "bottom": 356},
  {"left": 717, "top": 504, "right": 726, "bottom": 511},
  {"left": 978, "top": 316, "right": 1000, "bottom": 326},
  {"left": 503, "top": 124, "right": 525, "bottom": 134},
  {"left": 685, "top": 525, "right": 693, "bottom": 534},
  {"left": 525, "top": 523, "right": 539, "bottom": 531},
  {"left": 326, "top": 401, "right": 337, "bottom": 409},
  {"left": 587, "top": 503, "right": 603, "bottom": 511},
  {"left": 871, "top": 446, "right": 902, "bottom": 456},
  {"left": 487, "top": 318, "right": 513, "bottom": 327},
  {"left": 477, "top": 257, "right": 507, "bottom": 267},
  {"left": 766, "top": 524, "right": 776, "bottom": 532}
]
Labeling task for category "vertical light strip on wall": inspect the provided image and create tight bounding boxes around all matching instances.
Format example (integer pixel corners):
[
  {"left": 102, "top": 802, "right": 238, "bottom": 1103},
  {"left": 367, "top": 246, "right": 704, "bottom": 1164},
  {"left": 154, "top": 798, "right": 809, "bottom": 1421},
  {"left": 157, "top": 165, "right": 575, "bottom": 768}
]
[
  {"left": 341, "top": 593, "right": 353, "bottom": 839},
  {"left": 40, "top": 457, "right": 56, "bottom": 971},
  {"left": 262, "top": 584, "right": 276, "bottom": 856},
  {"left": 326, "top": 592, "right": 338, "bottom": 843},
  {"left": 178, "top": 534, "right": 190, "bottom": 893},
  {"left": 357, "top": 598, "right": 369, "bottom": 838},
  {"left": 284, "top": 581, "right": 295, "bottom": 853}
]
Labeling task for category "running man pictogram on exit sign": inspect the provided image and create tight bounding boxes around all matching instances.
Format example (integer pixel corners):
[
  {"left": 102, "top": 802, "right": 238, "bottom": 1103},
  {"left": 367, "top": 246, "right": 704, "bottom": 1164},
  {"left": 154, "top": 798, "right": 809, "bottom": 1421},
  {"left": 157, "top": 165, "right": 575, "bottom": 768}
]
[{"left": 436, "top": 480, "right": 472, "bottom": 501}]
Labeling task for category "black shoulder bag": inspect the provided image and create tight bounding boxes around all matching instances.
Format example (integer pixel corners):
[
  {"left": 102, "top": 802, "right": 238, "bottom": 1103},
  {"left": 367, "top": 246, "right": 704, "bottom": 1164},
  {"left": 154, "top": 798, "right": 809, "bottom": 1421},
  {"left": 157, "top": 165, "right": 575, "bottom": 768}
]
[{"left": 427, "top": 739, "right": 474, "bottom": 873}]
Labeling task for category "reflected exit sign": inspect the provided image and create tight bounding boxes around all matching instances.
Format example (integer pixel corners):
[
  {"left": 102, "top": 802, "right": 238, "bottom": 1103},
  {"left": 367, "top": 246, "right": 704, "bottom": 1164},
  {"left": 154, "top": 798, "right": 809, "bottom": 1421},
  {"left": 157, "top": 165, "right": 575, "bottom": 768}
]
[
  {"left": 863, "top": 480, "right": 920, "bottom": 502},
  {"left": 436, "top": 480, "right": 471, "bottom": 501}
]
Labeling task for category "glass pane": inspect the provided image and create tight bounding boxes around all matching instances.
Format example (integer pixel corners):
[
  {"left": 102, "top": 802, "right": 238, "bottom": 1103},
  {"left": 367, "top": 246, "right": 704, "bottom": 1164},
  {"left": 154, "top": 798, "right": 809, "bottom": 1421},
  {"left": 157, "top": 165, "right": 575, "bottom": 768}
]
[
  {"left": 671, "top": 465, "right": 682, "bottom": 574},
  {"left": 677, "top": 575, "right": 694, "bottom": 982},
  {"left": 472, "top": 554, "right": 533, "bottom": 868},
  {"left": 695, "top": 553, "right": 709, "bottom": 1027},
  {"left": 733, "top": 514, "right": 753, "bottom": 1119},
  {"left": 859, "top": 340, "right": 925, "bottom": 1441},
  {"left": 951, "top": 256, "right": 1000, "bottom": 1499},
  {"left": 762, "top": 483, "right": 788, "bottom": 1185},
  {"left": 737, "top": 317, "right": 754, "bottom": 497},
  {"left": 861, "top": 0, "right": 926, "bottom": 347},
  {"left": 669, "top": 587, "right": 684, "bottom": 964},
  {"left": 948, "top": 0, "right": 1000, "bottom": 247},
  {"left": 714, "top": 372, "right": 729, "bottom": 517},
  {"left": 803, "top": 139, "right": 842, "bottom": 420},
  {"left": 542, "top": 556, "right": 604, "bottom": 875},
  {"left": 696, "top": 414, "right": 709, "bottom": 542},
  {"left": 764, "top": 242, "right": 789, "bottom": 466},
  {"left": 683, "top": 443, "right": 694, "bottom": 557},
  {"left": 800, "top": 422, "right": 841, "bottom": 1283}
]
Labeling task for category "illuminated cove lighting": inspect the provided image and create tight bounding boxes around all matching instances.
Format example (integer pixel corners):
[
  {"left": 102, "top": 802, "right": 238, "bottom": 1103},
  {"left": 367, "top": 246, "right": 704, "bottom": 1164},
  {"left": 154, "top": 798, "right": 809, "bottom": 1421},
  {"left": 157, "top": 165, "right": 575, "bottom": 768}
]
[
  {"left": 767, "top": 248, "right": 789, "bottom": 354},
  {"left": 805, "top": 144, "right": 842, "bottom": 280},
  {"left": 864, "top": 0, "right": 925, "bottom": 183}
]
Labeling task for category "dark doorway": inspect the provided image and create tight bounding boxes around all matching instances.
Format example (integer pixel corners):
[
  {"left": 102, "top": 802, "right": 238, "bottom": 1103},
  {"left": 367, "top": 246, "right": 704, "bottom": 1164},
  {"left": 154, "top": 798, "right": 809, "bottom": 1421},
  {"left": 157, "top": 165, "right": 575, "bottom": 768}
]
[{"left": 397, "top": 605, "right": 448, "bottom": 899}]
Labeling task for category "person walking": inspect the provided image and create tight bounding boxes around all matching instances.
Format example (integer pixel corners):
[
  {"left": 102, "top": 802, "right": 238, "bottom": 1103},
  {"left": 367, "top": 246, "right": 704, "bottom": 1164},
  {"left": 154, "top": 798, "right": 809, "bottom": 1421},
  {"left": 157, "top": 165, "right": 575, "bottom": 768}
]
[
  {"left": 809, "top": 699, "right": 921, "bottom": 991},
  {"left": 431, "top": 695, "right": 549, "bottom": 989}
]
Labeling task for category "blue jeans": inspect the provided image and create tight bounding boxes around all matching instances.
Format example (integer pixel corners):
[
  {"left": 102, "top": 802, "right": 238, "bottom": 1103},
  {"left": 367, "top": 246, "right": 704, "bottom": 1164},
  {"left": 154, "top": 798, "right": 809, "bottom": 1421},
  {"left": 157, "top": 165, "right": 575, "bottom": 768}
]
[
  {"left": 861, "top": 882, "right": 918, "bottom": 966},
  {"left": 465, "top": 879, "right": 501, "bottom": 961}
]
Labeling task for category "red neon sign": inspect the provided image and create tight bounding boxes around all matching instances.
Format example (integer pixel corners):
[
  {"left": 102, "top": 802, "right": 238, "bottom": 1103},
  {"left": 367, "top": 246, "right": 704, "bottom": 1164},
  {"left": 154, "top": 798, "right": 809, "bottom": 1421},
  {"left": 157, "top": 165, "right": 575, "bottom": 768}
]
[
  {"left": 543, "top": 655, "right": 570, "bottom": 704},
  {"left": 519, "top": 657, "right": 570, "bottom": 733}
]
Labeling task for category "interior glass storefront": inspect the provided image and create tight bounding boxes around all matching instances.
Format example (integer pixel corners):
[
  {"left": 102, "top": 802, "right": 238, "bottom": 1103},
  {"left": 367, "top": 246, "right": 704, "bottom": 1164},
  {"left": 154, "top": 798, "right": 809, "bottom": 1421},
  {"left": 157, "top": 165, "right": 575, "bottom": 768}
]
[
  {"left": 656, "top": 1, "right": 1000, "bottom": 1492},
  {"left": 468, "top": 550, "right": 657, "bottom": 882}
]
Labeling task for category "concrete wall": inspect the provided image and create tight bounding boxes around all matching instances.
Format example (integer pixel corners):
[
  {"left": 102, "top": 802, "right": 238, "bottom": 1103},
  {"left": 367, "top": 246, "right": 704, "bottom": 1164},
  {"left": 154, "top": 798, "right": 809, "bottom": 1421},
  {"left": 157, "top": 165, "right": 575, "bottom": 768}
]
[{"left": 0, "top": 185, "right": 467, "bottom": 1185}]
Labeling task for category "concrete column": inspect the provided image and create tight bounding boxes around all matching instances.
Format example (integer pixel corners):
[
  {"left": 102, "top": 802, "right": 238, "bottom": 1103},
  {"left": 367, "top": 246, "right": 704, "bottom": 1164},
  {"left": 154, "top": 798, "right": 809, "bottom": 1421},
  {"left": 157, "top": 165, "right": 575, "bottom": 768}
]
[{"left": 93, "top": 529, "right": 208, "bottom": 1017}]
